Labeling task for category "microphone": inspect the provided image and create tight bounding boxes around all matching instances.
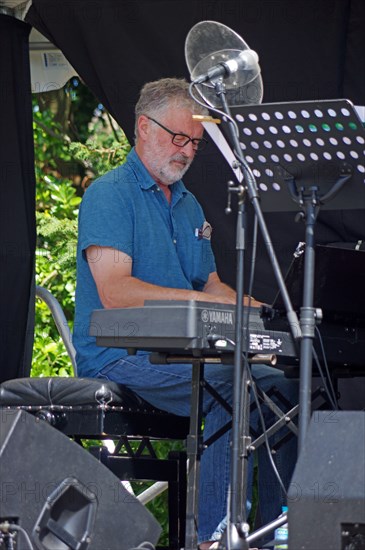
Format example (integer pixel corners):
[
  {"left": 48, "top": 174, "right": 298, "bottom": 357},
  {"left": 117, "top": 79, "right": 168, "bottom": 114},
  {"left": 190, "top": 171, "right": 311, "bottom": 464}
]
[{"left": 192, "top": 49, "right": 259, "bottom": 84}]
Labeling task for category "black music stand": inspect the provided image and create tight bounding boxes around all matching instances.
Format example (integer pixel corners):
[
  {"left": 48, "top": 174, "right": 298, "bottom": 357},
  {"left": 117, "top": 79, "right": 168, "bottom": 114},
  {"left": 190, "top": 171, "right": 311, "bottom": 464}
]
[
  {"left": 224, "top": 99, "right": 365, "bottom": 214},
  {"left": 222, "top": 98, "right": 365, "bottom": 447},
  {"left": 209, "top": 97, "right": 365, "bottom": 547}
]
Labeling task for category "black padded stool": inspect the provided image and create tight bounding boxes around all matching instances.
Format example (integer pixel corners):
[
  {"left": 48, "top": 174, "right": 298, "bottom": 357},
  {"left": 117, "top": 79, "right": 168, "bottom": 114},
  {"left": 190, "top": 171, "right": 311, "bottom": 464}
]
[{"left": 0, "top": 376, "right": 189, "bottom": 550}]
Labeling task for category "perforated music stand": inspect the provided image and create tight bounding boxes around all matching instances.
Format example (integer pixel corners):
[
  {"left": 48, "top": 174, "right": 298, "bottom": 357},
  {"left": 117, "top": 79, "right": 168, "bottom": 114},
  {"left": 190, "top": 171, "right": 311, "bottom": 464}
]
[
  {"left": 223, "top": 99, "right": 365, "bottom": 212},
  {"left": 211, "top": 98, "right": 365, "bottom": 547},
  {"left": 216, "top": 97, "right": 364, "bottom": 444}
]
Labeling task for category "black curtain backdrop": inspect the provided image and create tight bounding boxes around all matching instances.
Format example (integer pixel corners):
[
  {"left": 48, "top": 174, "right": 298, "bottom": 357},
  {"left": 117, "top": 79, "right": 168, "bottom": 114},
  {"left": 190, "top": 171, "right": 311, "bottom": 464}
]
[
  {"left": 0, "top": 15, "right": 36, "bottom": 382},
  {"left": 25, "top": 0, "right": 365, "bottom": 303},
  {"left": 2, "top": 1, "right": 364, "bottom": 382}
]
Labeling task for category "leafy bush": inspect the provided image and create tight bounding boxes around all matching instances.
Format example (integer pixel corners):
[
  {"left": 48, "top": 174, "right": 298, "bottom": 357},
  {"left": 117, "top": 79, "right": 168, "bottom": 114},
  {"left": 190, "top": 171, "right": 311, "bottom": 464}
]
[{"left": 32, "top": 82, "right": 131, "bottom": 377}]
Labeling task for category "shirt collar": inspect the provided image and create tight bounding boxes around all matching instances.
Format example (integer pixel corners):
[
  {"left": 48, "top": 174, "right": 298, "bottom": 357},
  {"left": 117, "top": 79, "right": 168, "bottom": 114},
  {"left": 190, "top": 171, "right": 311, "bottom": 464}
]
[{"left": 128, "top": 147, "right": 188, "bottom": 198}]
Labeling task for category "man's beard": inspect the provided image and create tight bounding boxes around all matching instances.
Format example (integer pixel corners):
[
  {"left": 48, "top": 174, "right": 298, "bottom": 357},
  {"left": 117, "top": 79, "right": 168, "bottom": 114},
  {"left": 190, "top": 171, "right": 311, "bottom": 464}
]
[{"left": 143, "top": 142, "right": 193, "bottom": 185}]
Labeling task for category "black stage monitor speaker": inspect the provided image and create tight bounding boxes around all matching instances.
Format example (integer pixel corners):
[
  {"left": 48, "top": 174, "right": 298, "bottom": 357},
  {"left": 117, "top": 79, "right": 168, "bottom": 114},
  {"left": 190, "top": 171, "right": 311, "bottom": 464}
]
[
  {"left": 288, "top": 411, "right": 365, "bottom": 550},
  {"left": 0, "top": 409, "right": 161, "bottom": 550}
]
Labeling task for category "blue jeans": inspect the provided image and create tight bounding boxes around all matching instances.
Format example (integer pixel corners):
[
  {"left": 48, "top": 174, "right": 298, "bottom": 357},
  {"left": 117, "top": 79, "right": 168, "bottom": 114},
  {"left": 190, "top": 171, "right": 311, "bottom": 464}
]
[{"left": 97, "top": 353, "right": 298, "bottom": 543}]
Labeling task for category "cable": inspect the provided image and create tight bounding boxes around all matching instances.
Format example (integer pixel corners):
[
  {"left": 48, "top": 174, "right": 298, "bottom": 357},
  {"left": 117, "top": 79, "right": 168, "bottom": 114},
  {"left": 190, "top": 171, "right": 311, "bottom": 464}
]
[
  {"left": 314, "top": 326, "right": 339, "bottom": 407},
  {"left": 312, "top": 331, "right": 339, "bottom": 410},
  {"left": 244, "top": 214, "right": 258, "bottom": 325},
  {"left": 247, "top": 366, "right": 287, "bottom": 497},
  {"left": 238, "top": 212, "right": 285, "bottom": 498},
  {"left": 208, "top": 219, "right": 287, "bottom": 546},
  {"left": 211, "top": 335, "right": 288, "bottom": 499},
  {"left": 188, "top": 82, "right": 239, "bottom": 137},
  {"left": 240, "top": 215, "right": 287, "bottom": 492},
  {"left": 312, "top": 350, "right": 338, "bottom": 410},
  {"left": 188, "top": 81, "right": 262, "bottom": 191}
]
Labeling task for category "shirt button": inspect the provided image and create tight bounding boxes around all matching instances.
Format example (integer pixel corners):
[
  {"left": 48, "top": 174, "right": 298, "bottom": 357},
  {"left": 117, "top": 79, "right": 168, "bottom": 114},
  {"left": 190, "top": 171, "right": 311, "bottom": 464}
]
[{"left": 173, "top": 239, "right": 177, "bottom": 244}]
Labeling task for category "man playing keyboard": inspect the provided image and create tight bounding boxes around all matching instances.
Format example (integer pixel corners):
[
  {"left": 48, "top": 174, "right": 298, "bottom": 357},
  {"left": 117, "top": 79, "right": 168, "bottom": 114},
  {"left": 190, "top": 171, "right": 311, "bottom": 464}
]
[{"left": 73, "top": 77, "right": 298, "bottom": 549}]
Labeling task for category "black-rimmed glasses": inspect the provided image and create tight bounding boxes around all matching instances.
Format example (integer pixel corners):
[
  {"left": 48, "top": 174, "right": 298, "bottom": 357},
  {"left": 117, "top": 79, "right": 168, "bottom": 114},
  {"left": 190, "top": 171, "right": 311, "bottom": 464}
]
[{"left": 147, "top": 116, "right": 208, "bottom": 151}]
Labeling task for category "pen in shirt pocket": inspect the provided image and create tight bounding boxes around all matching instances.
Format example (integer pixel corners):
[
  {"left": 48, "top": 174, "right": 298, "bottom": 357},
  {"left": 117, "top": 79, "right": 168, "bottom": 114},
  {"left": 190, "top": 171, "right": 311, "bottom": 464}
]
[{"left": 195, "top": 221, "right": 213, "bottom": 240}]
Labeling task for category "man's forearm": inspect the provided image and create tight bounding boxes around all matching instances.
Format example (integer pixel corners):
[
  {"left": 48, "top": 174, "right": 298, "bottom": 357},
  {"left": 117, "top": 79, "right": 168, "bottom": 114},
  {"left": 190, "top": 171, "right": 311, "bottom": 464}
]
[{"left": 99, "top": 276, "right": 236, "bottom": 308}]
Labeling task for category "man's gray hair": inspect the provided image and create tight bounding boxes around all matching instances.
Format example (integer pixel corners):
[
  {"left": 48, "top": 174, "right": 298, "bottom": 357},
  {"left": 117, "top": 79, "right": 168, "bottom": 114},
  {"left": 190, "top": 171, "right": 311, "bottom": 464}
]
[{"left": 134, "top": 77, "right": 208, "bottom": 141}]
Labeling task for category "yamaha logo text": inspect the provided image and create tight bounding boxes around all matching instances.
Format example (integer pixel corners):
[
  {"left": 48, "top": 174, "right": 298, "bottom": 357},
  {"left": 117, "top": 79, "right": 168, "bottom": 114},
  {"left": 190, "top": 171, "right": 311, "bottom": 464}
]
[{"left": 201, "top": 309, "right": 234, "bottom": 325}]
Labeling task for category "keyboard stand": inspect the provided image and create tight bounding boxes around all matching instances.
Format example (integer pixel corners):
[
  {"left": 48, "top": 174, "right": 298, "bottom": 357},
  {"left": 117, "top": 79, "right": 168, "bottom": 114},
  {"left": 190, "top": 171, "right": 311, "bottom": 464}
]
[{"left": 150, "top": 354, "right": 216, "bottom": 550}]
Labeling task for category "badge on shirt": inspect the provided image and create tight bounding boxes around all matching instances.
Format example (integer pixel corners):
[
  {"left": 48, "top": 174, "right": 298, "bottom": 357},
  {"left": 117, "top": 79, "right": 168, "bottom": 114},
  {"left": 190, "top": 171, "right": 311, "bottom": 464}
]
[{"left": 195, "top": 220, "right": 213, "bottom": 240}]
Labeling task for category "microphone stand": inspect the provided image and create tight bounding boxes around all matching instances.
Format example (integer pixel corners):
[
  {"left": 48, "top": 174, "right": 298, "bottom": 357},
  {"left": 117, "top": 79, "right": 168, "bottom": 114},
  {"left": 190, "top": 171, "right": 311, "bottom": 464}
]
[
  {"left": 208, "top": 79, "right": 301, "bottom": 550},
  {"left": 214, "top": 81, "right": 250, "bottom": 550}
]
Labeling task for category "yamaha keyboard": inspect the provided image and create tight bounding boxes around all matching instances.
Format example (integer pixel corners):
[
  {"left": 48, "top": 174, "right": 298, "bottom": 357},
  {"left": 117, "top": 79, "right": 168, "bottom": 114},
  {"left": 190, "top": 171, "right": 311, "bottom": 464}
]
[
  {"left": 90, "top": 300, "right": 297, "bottom": 358},
  {"left": 90, "top": 300, "right": 365, "bottom": 371}
]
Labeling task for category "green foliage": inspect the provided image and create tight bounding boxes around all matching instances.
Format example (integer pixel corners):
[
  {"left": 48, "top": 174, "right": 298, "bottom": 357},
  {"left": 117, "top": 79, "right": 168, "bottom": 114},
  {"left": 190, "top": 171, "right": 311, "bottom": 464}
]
[
  {"left": 32, "top": 79, "right": 131, "bottom": 378},
  {"left": 34, "top": 113, "right": 82, "bottom": 376},
  {"left": 34, "top": 213, "right": 78, "bottom": 376},
  {"left": 69, "top": 117, "right": 131, "bottom": 178}
]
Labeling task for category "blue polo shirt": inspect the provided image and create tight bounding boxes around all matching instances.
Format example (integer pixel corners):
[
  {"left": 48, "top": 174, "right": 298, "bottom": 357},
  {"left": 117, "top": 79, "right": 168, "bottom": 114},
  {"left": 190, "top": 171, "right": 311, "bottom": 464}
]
[{"left": 73, "top": 148, "right": 216, "bottom": 377}]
